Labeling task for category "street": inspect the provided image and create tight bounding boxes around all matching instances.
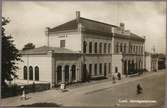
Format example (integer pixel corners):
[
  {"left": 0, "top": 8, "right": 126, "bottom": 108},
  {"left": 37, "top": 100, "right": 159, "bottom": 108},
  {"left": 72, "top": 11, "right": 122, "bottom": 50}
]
[{"left": 1, "top": 70, "right": 165, "bottom": 107}]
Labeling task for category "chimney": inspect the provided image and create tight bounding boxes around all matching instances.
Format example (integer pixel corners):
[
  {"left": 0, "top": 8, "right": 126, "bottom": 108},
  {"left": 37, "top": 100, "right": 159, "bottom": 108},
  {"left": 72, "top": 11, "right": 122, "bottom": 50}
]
[
  {"left": 76, "top": 11, "right": 80, "bottom": 23},
  {"left": 120, "top": 22, "right": 125, "bottom": 31}
]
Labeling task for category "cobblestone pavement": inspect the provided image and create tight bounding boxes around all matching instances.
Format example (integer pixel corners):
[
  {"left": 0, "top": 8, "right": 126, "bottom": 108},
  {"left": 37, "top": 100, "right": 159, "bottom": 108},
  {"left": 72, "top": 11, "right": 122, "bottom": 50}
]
[{"left": 1, "top": 70, "right": 165, "bottom": 107}]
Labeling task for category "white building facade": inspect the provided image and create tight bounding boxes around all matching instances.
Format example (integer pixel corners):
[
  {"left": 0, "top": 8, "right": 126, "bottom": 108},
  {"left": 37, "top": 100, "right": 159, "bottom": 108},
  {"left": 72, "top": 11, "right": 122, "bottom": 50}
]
[{"left": 18, "top": 11, "right": 146, "bottom": 87}]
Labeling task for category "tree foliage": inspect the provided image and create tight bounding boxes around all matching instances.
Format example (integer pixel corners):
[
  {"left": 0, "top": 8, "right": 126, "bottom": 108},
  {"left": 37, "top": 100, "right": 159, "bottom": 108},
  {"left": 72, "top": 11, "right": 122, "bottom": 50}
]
[
  {"left": 2, "top": 17, "right": 22, "bottom": 86},
  {"left": 22, "top": 43, "right": 35, "bottom": 50}
]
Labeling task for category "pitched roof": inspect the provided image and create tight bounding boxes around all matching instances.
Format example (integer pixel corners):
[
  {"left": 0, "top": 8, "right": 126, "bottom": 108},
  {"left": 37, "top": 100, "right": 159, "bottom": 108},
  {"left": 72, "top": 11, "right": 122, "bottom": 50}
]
[
  {"left": 49, "top": 17, "right": 116, "bottom": 34},
  {"left": 49, "top": 17, "right": 144, "bottom": 41},
  {"left": 114, "top": 33, "right": 145, "bottom": 41},
  {"left": 20, "top": 46, "right": 79, "bottom": 55},
  {"left": 49, "top": 19, "right": 78, "bottom": 32}
]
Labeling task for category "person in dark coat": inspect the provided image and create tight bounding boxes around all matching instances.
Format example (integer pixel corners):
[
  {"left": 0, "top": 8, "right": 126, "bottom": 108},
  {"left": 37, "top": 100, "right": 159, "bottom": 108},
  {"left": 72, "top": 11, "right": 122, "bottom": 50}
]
[
  {"left": 137, "top": 83, "right": 143, "bottom": 94},
  {"left": 112, "top": 75, "right": 116, "bottom": 83},
  {"left": 117, "top": 72, "right": 121, "bottom": 80}
]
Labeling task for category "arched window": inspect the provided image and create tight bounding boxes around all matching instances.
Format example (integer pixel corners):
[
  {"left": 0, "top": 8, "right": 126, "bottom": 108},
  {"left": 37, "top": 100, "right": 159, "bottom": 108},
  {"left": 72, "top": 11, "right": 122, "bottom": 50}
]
[
  {"left": 29, "top": 66, "right": 33, "bottom": 80},
  {"left": 94, "top": 64, "right": 97, "bottom": 75},
  {"left": 71, "top": 65, "right": 76, "bottom": 81},
  {"left": 124, "top": 44, "right": 126, "bottom": 53},
  {"left": 120, "top": 43, "right": 123, "bottom": 52},
  {"left": 65, "top": 65, "right": 69, "bottom": 82},
  {"left": 141, "top": 46, "right": 143, "bottom": 53},
  {"left": 35, "top": 66, "right": 39, "bottom": 81},
  {"left": 94, "top": 42, "right": 97, "bottom": 53},
  {"left": 108, "top": 44, "right": 111, "bottom": 53},
  {"left": 89, "top": 64, "right": 92, "bottom": 76},
  {"left": 136, "top": 46, "right": 138, "bottom": 53},
  {"left": 23, "top": 66, "right": 27, "bottom": 80},
  {"left": 133, "top": 46, "right": 135, "bottom": 52},
  {"left": 99, "top": 63, "right": 102, "bottom": 74},
  {"left": 116, "top": 42, "right": 119, "bottom": 53},
  {"left": 83, "top": 41, "right": 87, "bottom": 53},
  {"left": 104, "top": 63, "right": 107, "bottom": 76},
  {"left": 104, "top": 43, "right": 107, "bottom": 53},
  {"left": 108, "top": 63, "right": 111, "bottom": 73},
  {"left": 57, "top": 66, "right": 62, "bottom": 83},
  {"left": 89, "top": 42, "right": 92, "bottom": 53},
  {"left": 99, "top": 43, "right": 102, "bottom": 53}
]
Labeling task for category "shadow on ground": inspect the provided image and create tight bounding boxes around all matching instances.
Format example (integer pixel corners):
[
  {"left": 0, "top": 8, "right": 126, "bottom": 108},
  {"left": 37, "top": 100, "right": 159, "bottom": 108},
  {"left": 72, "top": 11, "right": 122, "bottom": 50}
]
[{"left": 17, "top": 102, "right": 62, "bottom": 107}]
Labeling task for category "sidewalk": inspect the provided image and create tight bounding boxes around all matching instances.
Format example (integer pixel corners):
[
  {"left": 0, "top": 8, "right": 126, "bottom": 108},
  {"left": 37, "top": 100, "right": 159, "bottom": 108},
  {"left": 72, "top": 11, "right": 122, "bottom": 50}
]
[{"left": 1, "top": 70, "right": 164, "bottom": 106}]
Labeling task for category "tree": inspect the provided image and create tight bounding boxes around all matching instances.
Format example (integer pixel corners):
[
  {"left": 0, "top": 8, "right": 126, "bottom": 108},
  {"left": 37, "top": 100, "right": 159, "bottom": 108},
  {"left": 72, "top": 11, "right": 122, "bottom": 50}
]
[
  {"left": 2, "top": 17, "right": 22, "bottom": 86},
  {"left": 22, "top": 43, "right": 35, "bottom": 50}
]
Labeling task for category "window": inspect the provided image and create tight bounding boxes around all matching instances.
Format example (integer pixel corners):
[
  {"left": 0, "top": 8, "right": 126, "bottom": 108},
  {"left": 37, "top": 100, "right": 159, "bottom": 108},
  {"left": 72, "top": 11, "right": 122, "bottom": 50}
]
[
  {"left": 141, "top": 46, "right": 143, "bottom": 53},
  {"left": 120, "top": 43, "right": 123, "bottom": 52},
  {"left": 133, "top": 46, "right": 135, "bottom": 52},
  {"left": 60, "top": 40, "right": 65, "bottom": 48},
  {"left": 83, "top": 41, "right": 87, "bottom": 53},
  {"left": 89, "top": 64, "right": 92, "bottom": 76},
  {"left": 89, "top": 42, "right": 92, "bottom": 53},
  {"left": 138, "top": 46, "right": 140, "bottom": 54},
  {"left": 23, "top": 66, "right": 27, "bottom": 80},
  {"left": 136, "top": 46, "right": 138, "bottom": 53},
  {"left": 71, "top": 65, "right": 76, "bottom": 81},
  {"left": 57, "top": 66, "right": 62, "bottom": 83},
  {"left": 129, "top": 45, "right": 132, "bottom": 53},
  {"left": 35, "top": 66, "right": 39, "bottom": 81},
  {"left": 29, "top": 66, "right": 33, "bottom": 80},
  {"left": 108, "top": 63, "right": 111, "bottom": 73},
  {"left": 99, "top": 43, "right": 102, "bottom": 53},
  {"left": 104, "top": 43, "right": 107, "bottom": 53},
  {"left": 104, "top": 63, "right": 107, "bottom": 76},
  {"left": 94, "top": 64, "right": 97, "bottom": 75},
  {"left": 99, "top": 63, "right": 102, "bottom": 74},
  {"left": 94, "top": 42, "right": 97, "bottom": 53},
  {"left": 116, "top": 42, "right": 119, "bottom": 53},
  {"left": 124, "top": 44, "right": 126, "bottom": 53},
  {"left": 108, "top": 44, "right": 111, "bottom": 53}
]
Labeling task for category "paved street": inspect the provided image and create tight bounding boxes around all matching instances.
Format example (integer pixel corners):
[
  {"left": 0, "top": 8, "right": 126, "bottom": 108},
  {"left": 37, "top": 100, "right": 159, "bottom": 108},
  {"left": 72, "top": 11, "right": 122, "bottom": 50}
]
[{"left": 1, "top": 70, "right": 165, "bottom": 107}]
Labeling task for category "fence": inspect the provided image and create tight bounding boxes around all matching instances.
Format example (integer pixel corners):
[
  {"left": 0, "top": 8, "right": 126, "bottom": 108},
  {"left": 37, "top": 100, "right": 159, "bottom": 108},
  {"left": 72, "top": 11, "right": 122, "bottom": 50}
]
[{"left": 1, "top": 83, "right": 50, "bottom": 98}]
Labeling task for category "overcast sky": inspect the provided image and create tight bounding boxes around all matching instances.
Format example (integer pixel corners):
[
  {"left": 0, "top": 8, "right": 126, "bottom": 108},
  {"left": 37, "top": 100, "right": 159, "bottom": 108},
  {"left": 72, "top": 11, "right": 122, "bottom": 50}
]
[{"left": 2, "top": 1, "right": 166, "bottom": 53}]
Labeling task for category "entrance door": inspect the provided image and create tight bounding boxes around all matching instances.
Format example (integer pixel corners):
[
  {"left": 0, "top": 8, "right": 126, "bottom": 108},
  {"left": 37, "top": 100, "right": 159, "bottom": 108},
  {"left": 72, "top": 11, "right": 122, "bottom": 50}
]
[{"left": 124, "top": 61, "right": 127, "bottom": 75}]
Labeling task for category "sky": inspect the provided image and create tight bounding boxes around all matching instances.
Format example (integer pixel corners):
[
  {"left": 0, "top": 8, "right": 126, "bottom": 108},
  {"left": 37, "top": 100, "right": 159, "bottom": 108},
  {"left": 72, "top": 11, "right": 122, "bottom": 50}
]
[{"left": 2, "top": 1, "right": 166, "bottom": 54}]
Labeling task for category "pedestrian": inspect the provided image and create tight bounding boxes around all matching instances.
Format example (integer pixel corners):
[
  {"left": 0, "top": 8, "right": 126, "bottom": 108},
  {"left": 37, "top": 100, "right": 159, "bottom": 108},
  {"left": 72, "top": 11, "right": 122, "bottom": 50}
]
[
  {"left": 136, "top": 83, "right": 143, "bottom": 95},
  {"left": 20, "top": 85, "right": 26, "bottom": 100},
  {"left": 112, "top": 75, "right": 116, "bottom": 83},
  {"left": 32, "top": 82, "right": 36, "bottom": 93},
  {"left": 117, "top": 72, "right": 121, "bottom": 80}
]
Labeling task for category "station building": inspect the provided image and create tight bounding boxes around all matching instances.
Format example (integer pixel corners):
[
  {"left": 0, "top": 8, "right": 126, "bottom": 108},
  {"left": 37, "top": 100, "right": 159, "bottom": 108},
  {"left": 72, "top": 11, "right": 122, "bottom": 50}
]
[{"left": 18, "top": 11, "right": 145, "bottom": 87}]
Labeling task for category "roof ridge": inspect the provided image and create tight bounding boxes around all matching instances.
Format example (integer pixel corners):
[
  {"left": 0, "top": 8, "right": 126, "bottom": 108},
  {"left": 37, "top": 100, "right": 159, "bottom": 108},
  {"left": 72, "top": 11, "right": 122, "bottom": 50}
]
[
  {"left": 80, "top": 17, "right": 118, "bottom": 27},
  {"left": 50, "top": 19, "right": 77, "bottom": 30}
]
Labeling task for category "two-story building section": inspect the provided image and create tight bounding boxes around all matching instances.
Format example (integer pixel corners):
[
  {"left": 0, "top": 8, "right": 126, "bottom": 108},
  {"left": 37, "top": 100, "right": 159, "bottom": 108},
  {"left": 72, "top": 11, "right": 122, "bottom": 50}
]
[
  {"left": 18, "top": 11, "right": 145, "bottom": 87},
  {"left": 112, "top": 23, "right": 145, "bottom": 76}
]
